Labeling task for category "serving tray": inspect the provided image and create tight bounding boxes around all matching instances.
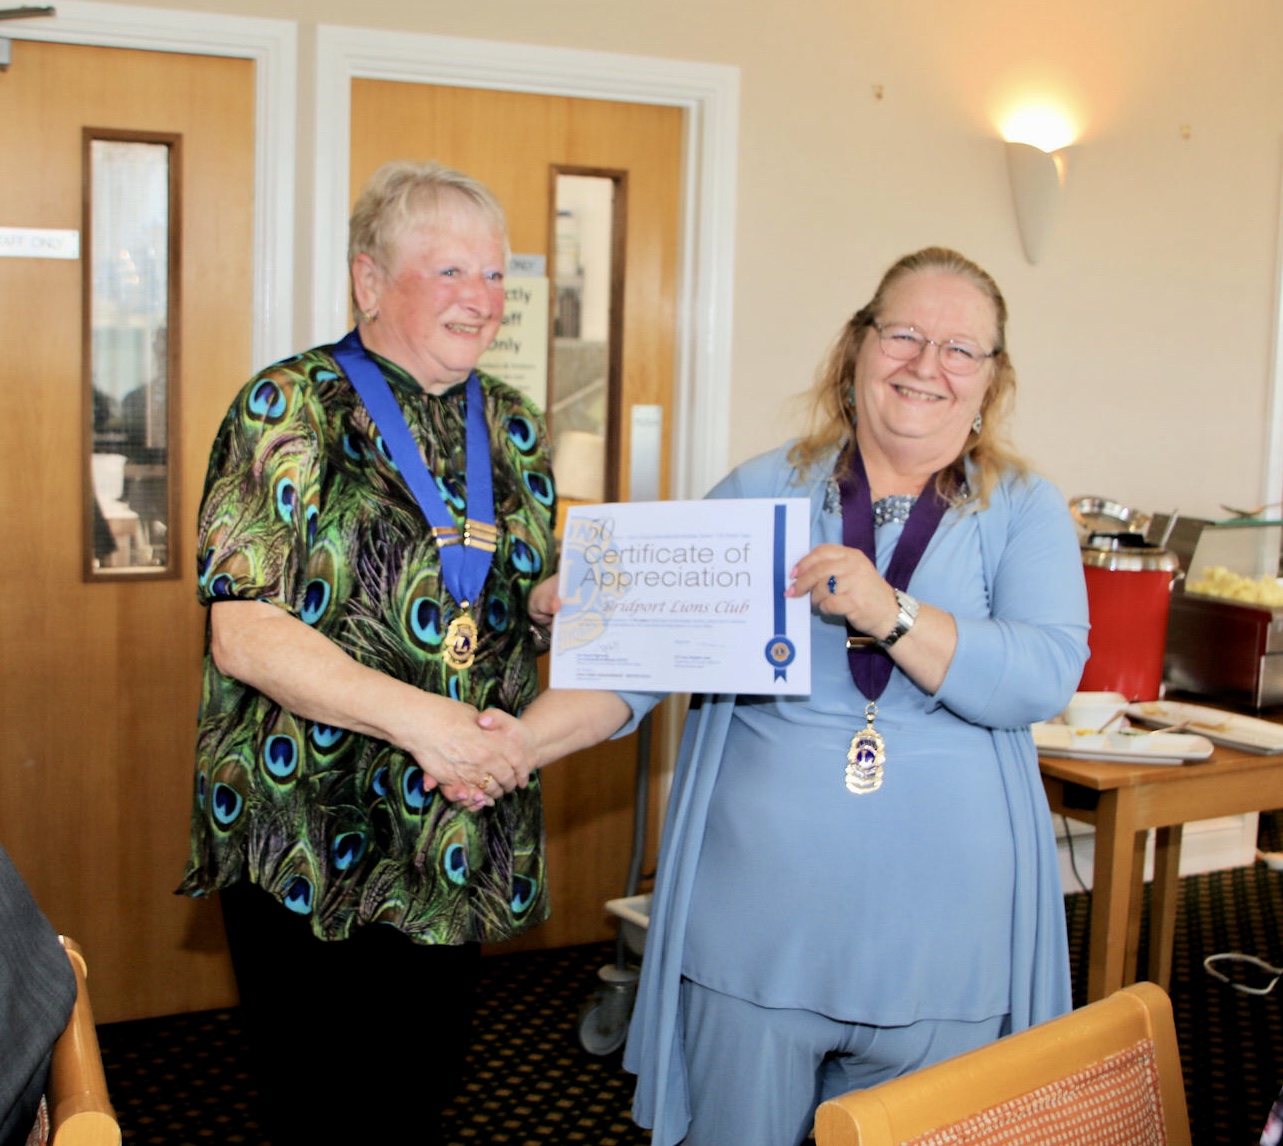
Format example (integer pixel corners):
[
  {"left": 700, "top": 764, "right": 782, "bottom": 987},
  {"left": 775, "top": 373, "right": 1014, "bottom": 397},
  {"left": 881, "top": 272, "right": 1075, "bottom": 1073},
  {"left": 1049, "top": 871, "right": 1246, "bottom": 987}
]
[{"left": 1125, "top": 700, "right": 1283, "bottom": 755}]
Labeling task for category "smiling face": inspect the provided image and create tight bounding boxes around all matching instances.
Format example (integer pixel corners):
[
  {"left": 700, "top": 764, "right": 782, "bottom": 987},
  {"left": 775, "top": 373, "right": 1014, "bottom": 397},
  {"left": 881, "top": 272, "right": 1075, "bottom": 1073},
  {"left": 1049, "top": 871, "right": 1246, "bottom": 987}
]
[
  {"left": 352, "top": 193, "right": 506, "bottom": 394},
  {"left": 853, "top": 269, "right": 999, "bottom": 474}
]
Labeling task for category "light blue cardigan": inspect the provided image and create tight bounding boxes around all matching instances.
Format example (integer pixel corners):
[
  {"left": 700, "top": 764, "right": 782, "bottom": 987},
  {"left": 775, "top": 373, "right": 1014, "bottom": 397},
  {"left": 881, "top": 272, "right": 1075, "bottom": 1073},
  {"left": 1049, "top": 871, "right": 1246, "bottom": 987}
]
[{"left": 618, "top": 445, "right": 1089, "bottom": 1146}]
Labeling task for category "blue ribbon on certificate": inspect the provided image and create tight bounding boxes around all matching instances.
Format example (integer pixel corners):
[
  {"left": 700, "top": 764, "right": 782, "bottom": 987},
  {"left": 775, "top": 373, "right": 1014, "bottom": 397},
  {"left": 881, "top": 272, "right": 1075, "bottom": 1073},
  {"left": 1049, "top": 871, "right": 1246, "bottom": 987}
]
[{"left": 763, "top": 502, "right": 797, "bottom": 681}]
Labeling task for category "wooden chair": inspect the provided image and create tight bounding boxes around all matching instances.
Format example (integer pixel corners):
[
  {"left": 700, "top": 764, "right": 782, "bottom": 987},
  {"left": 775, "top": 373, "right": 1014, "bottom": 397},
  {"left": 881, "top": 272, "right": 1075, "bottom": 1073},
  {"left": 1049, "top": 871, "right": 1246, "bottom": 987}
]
[
  {"left": 44, "top": 939, "right": 120, "bottom": 1146},
  {"left": 814, "top": 982, "right": 1190, "bottom": 1146}
]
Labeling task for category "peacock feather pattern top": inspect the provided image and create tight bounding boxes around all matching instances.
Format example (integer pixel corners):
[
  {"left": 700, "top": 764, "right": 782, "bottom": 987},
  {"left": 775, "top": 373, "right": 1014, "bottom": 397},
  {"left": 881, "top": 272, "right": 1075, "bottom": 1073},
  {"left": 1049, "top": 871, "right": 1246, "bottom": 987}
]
[{"left": 179, "top": 343, "right": 557, "bottom": 945}]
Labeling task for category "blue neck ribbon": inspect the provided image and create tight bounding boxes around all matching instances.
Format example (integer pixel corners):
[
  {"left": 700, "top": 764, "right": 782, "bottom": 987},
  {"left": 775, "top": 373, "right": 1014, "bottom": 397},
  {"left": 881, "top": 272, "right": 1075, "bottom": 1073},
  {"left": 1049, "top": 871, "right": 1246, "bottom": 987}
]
[{"left": 332, "top": 327, "right": 497, "bottom": 610}]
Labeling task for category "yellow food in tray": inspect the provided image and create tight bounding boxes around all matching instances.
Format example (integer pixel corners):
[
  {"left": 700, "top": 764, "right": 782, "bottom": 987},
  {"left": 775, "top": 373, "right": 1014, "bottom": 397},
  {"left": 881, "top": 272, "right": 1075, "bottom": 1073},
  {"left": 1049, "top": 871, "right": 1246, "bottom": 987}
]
[{"left": 1187, "top": 565, "right": 1283, "bottom": 605}]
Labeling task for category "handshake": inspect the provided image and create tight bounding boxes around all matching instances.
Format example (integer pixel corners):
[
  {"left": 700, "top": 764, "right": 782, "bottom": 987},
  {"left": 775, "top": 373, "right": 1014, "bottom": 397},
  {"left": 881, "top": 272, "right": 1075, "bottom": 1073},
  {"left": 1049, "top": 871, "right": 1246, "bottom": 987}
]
[
  {"left": 423, "top": 581, "right": 564, "bottom": 810},
  {"left": 426, "top": 704, "right": 539, "bottom": 812},
  {"left": 407, "top": 679, "right": 631, "bottom": 815}
]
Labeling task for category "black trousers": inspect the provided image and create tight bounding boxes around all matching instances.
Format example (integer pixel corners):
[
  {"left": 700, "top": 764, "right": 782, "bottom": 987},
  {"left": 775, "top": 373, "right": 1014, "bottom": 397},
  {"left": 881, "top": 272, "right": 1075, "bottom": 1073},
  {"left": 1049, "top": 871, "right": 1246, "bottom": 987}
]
[{"left": 219, "top": 881, "right": 481, "bottom": 1146}]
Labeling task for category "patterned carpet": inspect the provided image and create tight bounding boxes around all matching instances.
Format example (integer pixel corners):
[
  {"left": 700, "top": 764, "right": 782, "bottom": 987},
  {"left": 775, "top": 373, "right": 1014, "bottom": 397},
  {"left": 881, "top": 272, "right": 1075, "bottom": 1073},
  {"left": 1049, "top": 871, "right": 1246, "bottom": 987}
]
[
  {"left": 99, "top": 821, "right": 1283, "bottom": 1145},
  {"left": 98, "top": 941, "right": 649, "bottom": 1146}
]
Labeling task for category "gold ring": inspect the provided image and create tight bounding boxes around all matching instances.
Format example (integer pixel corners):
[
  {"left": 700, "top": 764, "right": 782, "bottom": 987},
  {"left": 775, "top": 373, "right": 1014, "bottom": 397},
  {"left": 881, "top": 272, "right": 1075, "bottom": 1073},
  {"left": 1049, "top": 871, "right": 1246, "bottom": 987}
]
[{"left": 478, "top": 773, "right": 493, "bottom": 791}]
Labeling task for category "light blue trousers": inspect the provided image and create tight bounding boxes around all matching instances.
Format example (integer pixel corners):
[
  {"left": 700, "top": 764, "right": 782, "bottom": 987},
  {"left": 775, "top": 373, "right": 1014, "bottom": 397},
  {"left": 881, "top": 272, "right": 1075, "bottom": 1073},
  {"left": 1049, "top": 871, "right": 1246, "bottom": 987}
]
[{"left": 679, "top": 978, "right": 1006, "bottom": 1146}]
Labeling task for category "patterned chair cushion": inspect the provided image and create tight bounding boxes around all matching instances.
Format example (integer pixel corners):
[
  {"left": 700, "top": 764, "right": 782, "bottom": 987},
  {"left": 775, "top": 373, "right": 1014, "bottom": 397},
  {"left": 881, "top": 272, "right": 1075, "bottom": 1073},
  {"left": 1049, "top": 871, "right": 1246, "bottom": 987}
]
[{"left": 907, "top": 1042, "right": 1166, "bottom": 1146}]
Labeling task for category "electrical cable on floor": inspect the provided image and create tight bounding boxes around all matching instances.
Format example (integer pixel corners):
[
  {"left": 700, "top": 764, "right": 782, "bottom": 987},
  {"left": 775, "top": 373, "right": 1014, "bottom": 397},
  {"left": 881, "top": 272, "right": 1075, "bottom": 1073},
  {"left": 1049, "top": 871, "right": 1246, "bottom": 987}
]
[
  {"left": 1204, "top": 847, "right": 1283, "bottom": 996},
  {"left": 1061, "top": 814, "right": 1090, "bottom": 894},
  {"left": 1204, "top": 952, "right": 1283, "bottom": 996}
]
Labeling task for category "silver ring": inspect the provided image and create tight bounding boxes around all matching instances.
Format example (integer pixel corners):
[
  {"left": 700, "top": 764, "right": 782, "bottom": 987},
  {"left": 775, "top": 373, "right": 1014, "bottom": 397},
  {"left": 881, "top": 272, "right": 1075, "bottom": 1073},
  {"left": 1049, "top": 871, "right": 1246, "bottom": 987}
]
[{"left": 828, "top": 576, "right": 837, "bottom": 595}]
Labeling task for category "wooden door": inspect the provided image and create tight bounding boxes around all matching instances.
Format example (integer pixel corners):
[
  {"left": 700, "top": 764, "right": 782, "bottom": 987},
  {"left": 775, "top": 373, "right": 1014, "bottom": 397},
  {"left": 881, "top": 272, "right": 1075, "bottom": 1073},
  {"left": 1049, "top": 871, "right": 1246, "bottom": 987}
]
[
  {"left": 0, "top": 40, "right": 255, "bottom": 1021},
  {"left": 350, "top": 82, "right": 683, "bottom": 950}
]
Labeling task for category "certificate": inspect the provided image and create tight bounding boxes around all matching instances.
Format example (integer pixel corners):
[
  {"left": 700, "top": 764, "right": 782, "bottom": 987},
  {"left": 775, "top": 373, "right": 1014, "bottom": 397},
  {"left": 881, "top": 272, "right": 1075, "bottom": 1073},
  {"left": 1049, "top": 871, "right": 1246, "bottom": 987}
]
[{"left": 549, "top": 498, "right": 812, "bottom": 694}]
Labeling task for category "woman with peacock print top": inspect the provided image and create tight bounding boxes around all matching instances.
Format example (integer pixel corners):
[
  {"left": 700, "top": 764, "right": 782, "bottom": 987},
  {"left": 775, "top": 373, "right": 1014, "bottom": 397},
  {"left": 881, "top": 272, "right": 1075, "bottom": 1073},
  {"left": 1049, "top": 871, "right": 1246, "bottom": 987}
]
[{"left": 180, "top": 161, "right": 554, "bottom": 1146}]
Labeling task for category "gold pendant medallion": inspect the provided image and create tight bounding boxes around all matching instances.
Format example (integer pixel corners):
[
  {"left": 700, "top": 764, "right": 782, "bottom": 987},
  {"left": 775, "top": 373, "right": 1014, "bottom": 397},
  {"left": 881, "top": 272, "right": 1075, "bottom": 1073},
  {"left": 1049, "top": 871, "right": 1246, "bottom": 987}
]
[
  {"left": 444, "top": 610, "right": 479, "bottom": 671},
  {"left": 845, "top": 702, "right": 885, "bottom": 794}
]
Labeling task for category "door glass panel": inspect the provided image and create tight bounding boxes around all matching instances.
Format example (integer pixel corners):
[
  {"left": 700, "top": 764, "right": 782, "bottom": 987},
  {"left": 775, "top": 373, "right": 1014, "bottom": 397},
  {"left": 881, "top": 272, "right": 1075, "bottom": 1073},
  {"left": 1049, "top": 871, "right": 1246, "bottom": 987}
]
[
  {"left": 549, "top": 169, "right": 625, "bottom": 504},
  {"left": 84, "top": 130, "right": 181, "bottom": 579}
]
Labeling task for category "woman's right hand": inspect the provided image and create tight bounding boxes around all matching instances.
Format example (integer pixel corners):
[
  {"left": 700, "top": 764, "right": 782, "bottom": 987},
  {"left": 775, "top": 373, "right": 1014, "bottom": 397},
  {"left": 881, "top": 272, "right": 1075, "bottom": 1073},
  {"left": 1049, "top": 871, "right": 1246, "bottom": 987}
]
[
  {"left": 400, "top": 693, "right": 533, "bottom": 807},
  {"left": 210, "top": 600, "right": 533, "bottom": 809}
]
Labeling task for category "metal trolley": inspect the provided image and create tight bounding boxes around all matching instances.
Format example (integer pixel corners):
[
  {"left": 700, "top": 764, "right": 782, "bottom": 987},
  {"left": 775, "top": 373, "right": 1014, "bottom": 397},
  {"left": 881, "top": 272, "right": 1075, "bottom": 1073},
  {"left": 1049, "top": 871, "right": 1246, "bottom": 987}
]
[{"left": 576, "top": 711, "right": 655, "bottom": 1055}]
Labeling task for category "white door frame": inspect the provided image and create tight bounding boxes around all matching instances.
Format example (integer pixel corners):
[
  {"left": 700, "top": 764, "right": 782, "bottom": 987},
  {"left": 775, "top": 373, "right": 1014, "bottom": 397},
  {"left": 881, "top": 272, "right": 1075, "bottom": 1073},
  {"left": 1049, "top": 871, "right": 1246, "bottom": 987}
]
[
  {"left": 1264, "top": 162, "right": 1283, "bottom": 509},
  {"left": 2, "top": 0, "right": 297, "bottom": 370},
  {"left": 313, "top": 27, "right": 739, "bottom": 499}
]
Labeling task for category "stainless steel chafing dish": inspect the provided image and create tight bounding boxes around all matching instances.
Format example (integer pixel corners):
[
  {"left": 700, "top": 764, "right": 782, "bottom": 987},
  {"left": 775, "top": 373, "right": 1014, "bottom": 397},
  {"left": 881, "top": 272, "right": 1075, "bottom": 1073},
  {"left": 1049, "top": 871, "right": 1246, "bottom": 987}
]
[{"left": 1156, "top": 514, "right": 1283, "bottom": 709}]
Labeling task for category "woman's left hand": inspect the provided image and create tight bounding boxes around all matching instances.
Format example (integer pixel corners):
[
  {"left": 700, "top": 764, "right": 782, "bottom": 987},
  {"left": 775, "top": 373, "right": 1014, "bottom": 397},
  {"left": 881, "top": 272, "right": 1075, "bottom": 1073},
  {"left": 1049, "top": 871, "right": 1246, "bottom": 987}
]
[
  {"left": 787, "top": 543, "right": 900, "bottom": 642},
  {"left": 788, "top": 543, "right": 959, "bottom": 694},
  {"left": 527, "top": 576, "right": 560, "bottom": 628}
]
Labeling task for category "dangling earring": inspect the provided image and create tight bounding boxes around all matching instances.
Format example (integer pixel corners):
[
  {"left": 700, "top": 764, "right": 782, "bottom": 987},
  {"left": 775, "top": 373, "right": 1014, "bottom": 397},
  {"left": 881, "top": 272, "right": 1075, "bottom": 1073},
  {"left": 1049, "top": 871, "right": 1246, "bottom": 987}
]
[{"left": 972, "top": 412, "right": 983, "bottom": 434}]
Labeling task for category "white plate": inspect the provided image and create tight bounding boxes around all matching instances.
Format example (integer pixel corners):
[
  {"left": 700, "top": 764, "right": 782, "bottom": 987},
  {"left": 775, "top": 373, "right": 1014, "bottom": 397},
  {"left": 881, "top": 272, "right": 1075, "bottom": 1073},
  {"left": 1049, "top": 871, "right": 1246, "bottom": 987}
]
[
  {"left": 1125, "top": 700, "right": 1283, "bottom": 755},
  {"left": 1033, "top": 722, "right": 1215, "bottom": 765}
]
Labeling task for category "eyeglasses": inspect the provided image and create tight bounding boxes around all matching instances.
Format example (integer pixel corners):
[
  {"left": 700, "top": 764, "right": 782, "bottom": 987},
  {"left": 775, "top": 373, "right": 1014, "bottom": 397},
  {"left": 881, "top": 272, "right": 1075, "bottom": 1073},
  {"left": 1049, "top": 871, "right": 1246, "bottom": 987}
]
[{"left": 872, "top": 322, "right": 1000, "bottom": 377}]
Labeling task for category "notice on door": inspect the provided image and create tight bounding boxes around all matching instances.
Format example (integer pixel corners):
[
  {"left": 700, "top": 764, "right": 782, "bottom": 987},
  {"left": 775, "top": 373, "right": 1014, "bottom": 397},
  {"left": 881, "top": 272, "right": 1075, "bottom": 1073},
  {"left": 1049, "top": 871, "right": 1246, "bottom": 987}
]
[
  {"left": 0, "top": 228, "right": 80, "bottom": 259},
  {"left": 479, "top": 255, "right": 549, "bottom": 409}
]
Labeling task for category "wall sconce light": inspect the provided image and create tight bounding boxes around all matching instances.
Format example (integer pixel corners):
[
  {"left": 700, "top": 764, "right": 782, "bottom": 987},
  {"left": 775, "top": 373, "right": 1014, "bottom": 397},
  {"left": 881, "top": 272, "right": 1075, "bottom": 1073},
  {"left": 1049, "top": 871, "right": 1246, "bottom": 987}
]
[{"left": 1002, "top": 105, "right": 1075, "bottom": 265}]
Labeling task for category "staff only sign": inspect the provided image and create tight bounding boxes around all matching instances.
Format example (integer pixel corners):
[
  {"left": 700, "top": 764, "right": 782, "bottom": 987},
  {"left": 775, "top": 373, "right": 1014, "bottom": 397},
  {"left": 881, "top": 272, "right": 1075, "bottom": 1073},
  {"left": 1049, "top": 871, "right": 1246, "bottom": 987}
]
[
  {"left": 478, "top": 254, "right": 549, "bottom": 409},
  {"left": 0, "top": 228, "right": 80, "bottom": 259}
]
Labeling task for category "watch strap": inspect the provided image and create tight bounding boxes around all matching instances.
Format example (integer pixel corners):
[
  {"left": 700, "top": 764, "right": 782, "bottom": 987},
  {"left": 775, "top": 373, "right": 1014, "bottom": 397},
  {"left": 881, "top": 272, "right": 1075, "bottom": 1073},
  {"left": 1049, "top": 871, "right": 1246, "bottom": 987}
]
[{"left": 877, "top": 589, "right": 919, "bottom": 649}]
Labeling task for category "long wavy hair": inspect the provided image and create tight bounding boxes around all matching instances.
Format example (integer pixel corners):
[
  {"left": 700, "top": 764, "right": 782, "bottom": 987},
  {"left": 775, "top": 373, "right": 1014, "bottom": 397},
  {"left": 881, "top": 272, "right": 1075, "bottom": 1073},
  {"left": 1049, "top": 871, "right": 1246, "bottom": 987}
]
[{"left": 788, "top": 247, "right": 1028, "bottom": 509}]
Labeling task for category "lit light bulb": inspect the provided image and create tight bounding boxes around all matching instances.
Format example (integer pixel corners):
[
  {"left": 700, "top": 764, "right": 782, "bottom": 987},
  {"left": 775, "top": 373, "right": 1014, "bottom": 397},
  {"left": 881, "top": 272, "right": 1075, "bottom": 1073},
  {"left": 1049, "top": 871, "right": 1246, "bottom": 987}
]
[{"left": 1001, "top": 105, "right": 1076, "bottom": 154}]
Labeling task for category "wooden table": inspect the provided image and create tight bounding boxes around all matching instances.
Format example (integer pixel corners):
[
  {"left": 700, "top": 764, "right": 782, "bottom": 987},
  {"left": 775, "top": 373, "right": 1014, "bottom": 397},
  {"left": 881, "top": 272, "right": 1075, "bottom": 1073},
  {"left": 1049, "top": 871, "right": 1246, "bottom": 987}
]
[{"left": 1039, "top": 743, "right": 1283, "bottom": 1001}]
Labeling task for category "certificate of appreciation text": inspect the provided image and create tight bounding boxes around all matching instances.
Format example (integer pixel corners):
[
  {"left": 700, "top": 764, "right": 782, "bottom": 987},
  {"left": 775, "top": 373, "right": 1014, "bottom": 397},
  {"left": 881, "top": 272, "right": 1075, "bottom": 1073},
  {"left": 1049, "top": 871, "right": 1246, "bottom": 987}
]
[{"left": 549, "top": 498, "right": 812, "bottom": 695}]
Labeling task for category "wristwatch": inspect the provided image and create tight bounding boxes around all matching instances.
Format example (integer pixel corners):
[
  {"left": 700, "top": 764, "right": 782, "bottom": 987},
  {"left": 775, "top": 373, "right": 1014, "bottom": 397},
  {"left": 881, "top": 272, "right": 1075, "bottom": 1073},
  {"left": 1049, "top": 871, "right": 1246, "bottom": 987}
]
[{"left": 877, "top": 589, "right": 919, "bottom": 649}]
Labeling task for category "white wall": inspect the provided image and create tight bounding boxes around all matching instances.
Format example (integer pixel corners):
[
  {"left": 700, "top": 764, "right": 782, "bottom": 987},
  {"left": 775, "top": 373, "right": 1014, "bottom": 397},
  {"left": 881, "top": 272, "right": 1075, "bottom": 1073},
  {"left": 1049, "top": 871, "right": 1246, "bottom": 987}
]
[
  {"left": 1055, "top": 814, "right": 1260, "bottom": 893},
  {"left": 64, "top": 0, "right": 1283, "bottom": 516}
]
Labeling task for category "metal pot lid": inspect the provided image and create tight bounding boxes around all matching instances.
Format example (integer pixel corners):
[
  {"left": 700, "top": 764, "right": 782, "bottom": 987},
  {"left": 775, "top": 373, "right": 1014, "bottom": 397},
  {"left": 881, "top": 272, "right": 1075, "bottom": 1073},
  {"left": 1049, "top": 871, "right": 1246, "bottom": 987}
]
[
  {"left": 1069, "top": 496, "right": 1153, "bottom": 540},
  {"left": 1080, "top": 534, "right": 1181, "bottom": 572}
]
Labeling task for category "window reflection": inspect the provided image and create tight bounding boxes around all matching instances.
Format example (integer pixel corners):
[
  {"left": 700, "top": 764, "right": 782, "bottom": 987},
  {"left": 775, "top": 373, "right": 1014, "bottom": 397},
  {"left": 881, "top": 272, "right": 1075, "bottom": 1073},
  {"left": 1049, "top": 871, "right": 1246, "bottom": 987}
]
[
  {"left": 549, "top": 171, "right": 624, "bottom": 505},
  {"left": 85, "top": 133, "right": 179, "bottom": 578}
]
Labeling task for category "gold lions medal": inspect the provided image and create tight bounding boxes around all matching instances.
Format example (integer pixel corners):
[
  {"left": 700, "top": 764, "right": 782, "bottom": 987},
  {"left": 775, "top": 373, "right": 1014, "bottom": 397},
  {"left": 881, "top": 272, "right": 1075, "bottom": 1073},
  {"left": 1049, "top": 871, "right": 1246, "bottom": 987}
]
[
  {"left": 845, "top": 702, "right": 885, "bottom": 794},
  {"left": 444, "top": 608, "right": 479, "bottom": 671}
]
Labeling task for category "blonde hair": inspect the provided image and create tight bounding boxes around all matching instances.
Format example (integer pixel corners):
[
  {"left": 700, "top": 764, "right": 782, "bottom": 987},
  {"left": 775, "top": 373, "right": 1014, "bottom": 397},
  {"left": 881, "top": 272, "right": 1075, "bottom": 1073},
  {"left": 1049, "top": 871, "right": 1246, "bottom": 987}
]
[
  {"left": 347, "top": 160, "right": 509, "bottom": 310},
  {"left": 789, "top": 246, "right": 1027, "bottom": 509}
]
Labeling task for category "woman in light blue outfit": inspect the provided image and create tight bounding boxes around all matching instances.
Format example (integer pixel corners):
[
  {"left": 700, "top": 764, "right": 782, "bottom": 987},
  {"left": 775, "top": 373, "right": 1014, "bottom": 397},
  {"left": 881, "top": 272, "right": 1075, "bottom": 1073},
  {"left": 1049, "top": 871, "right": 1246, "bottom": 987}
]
[{"left": 519, "top": 247, "right": 1089, "bottom": 1146}]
